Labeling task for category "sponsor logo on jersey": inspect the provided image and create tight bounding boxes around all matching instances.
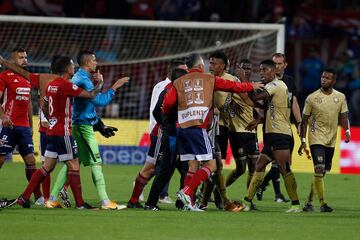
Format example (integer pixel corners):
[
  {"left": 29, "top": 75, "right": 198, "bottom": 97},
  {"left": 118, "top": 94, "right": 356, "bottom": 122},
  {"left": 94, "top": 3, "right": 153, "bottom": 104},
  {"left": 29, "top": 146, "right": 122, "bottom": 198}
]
[
  {"left": 48, "top": 86, "right": 58, "bottom": 93},
  {"left": 15, "top": 87, "right": 31, "bottom": 95},
  {"left": 15, "top": 95, "right": 29, "bottom": 101}
]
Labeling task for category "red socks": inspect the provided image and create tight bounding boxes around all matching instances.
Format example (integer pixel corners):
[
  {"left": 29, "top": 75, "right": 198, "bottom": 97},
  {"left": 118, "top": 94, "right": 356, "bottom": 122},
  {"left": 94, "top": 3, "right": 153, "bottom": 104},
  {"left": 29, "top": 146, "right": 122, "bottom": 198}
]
[
  {"left": 130, "top": 173, "right": 148, "bottom": 203},
  {"left": 22, "top": 166, "right": 48, "bottom": 200},
  {"left": 42, "top": 175, "right": 51, "bottom": 201},
  {"left": 25, "top": 164, "right": 43, "bottom": 200},
  {"left": 184, "top": 167, "right": 212, "bottom": 197},
  {"left": 68, "top": 170, "right": 84, "bottom": 207}
]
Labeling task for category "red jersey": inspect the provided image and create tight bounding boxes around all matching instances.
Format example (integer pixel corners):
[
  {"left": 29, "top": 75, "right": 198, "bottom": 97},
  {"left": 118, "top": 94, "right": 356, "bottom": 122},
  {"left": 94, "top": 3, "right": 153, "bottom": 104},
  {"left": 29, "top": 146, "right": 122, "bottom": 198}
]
[
  {"left": 0, "top": 70, "right": 38, "bottom": 127},
  {"left": 45, "top": 77, "right": 82, "bottom": 136}
]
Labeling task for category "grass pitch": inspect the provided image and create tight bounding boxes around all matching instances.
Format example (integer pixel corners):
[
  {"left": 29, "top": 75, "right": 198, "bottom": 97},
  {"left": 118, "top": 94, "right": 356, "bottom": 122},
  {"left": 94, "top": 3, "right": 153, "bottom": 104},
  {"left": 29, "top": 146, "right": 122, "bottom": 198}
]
[{"left": 0, "top": 163, "right": 359, "bottom": 240}]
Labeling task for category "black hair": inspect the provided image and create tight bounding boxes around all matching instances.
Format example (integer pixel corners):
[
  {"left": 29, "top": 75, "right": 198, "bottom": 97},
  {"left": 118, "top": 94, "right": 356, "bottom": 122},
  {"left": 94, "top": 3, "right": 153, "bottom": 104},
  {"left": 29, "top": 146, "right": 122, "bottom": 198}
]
[
  {"left": 50, "top": 55, "right": 64, "bottom": 74},
  {"left": 170, "top": 68, "right": 188, "bottom": 82},
  {"left": 77, "top": 50, "right": 94, "bottom": 66},
  {"left": 185, "top": 54, "right": 203, "bottom": 69},
  {"left": 168, "top": 59, "right": 186, "bottom": 73},
  {"left": 272, "top": 52, "right": 287, "bottom": 62},
  {"left": 323, "top": 68, "right": 337, "bottom": 77},
  {"left": 54, "top": 56, "right": 73, "bottom": 75},
  {"left": 260, "top": 59, "right": 275, "bottom": 68},
  {"left": 11, "top": 47, "right": 26, "bottom": 53},
  {"left": 209, "top": 51, "right": 228, "bottom": 69}
]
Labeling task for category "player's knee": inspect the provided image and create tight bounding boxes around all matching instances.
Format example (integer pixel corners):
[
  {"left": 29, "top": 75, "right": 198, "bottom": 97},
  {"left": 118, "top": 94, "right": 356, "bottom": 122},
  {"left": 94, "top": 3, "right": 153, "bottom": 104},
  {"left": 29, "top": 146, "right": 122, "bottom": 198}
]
[
  {"left": 314, "top": 164, "right": 325, "bottom": 174},
  {"left": 233, "top": 158, "right": 246, "bottom": 176}
]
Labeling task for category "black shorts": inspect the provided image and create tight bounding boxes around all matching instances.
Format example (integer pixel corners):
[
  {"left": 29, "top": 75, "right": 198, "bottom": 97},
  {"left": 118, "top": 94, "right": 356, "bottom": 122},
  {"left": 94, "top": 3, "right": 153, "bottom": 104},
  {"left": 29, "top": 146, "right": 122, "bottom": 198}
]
[
  {"left": 262, "top": 133, "right": 292, "bottom": 160},
  {"left": 310, "top": 144, "right": 334, "bottom": 171},
  {"left": 215, "top": 125, "right": 229, "bottom": 159},
  {"left": 229, "top": 132, "right": 259, "bottom": 158}
]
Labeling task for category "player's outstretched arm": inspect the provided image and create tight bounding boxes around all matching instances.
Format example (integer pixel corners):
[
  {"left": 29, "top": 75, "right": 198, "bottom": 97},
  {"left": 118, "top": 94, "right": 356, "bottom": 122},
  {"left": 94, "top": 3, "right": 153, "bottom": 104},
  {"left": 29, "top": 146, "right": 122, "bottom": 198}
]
[
  {"left": 0, "top": 55, "right": 30, "bottom": 79},
  {"left": 111, "top": 77, "right": 130, "bottom": 91},
  {"left": 78, "top": 78, "right": 104, "bottom": 98}
]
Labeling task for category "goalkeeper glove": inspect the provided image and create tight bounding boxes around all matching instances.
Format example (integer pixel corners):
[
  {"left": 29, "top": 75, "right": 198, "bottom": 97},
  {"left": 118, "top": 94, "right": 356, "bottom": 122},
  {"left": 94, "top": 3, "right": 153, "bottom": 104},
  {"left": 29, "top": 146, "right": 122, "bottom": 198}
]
[{"left": 93, "top": 119, "right": 118, "bottom": 138}]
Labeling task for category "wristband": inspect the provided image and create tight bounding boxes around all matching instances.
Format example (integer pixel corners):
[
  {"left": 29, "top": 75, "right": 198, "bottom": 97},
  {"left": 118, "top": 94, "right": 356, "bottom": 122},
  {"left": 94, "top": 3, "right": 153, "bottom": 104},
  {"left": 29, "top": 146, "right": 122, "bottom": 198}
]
[
  {"left": 301, "top": 137, "right": 306, "bottom": 143},
  {"left": 346, "top": 129, "right": 351, "bottom": 135}
]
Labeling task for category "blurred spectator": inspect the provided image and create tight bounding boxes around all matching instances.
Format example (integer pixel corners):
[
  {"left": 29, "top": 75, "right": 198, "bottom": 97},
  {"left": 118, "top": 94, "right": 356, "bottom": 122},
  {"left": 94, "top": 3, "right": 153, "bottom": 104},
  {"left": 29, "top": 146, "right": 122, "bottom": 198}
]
[
  {"left": 130, "top": 0, "right": 155, "bottom": 20},
  {"left": 0, "top": 0, "right": 15, "bottom": 14},
  {"left": 333, "top": 50, "right": 357, "bottom": 95},
  {"left": 14, "top": 0, "right": 63, "bottom": 16},
  {"left": 299, "top": 48, "right": 324, "bottom": 103},
  {"left": 156, "top": 0, "right": 181, "bottom": 20},
  {"left": 181, "top": 0, "right": 201, "bottom": 21}
]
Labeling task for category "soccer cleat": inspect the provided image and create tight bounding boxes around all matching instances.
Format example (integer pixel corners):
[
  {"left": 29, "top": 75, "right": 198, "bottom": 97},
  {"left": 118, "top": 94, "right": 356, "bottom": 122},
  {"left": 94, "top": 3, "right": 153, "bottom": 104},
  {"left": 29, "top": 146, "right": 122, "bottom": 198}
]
[
  {"left": 45, "top": 200, "right": 62, "bottom": 209},
  {"left": 303, "top": 203, "right": 315, "bottom": 212},
  {"left": 34, "top": 196, "right": 45, "bottom": 206},
  {"left": 159, "top": 196, "right": 173, "bottom": 204},
  {"left": 0, "top": 198, "right": 17, "bottom": 209},
  {"left": 320, "top": 204, "right": 333, "bottom": 212},
  {"left": 256, "top": 187, "right": 265, "bottom": 201},
  {"left": 127, "top": 200, "right": 143, "bottom": 209},
  {"left": 144, "top": 205, "right": 161, "bottom": 211},
  {"left": 194, "top": 202, "right": 208, "bottom": 211},
  {"left": 243, "top": 197, "right": 257, "bottom": 211},
  {"left": 101, "top": 200, "right": 126, "bottom": 210},
  {"left": 175, "top": 199, "right": 184, "bottom": 210},
  {"left": 76, "top": 202, "right": 97, "bottom": 210},
  {"left": 286, "top": 205, "right": 302, "bottom": 213},
  {"left": 224, "top": 201, "right": 245, "bottom": 212},
  {"left": 176, "top": 190, "right": 192, "bottom": 206},
  {"left": 274, "top": 194, "right": 290, "bottom": 203},
  {"left": 17, "top": 195, "right": 31, "bottom": 208},
  {"left": 182, "top": 204, "right": 204, "bottom": 212},
  {"left": 59, "top": 189, "right": 71, "bottom": 208}
]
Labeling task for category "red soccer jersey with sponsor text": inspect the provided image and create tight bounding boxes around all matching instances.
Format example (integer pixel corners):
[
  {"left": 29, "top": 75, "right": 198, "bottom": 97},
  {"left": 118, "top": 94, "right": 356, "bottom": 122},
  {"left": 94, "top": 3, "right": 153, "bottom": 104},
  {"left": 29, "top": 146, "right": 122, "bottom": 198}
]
[
  {"left": 0, "top": 70, "right": 39, "bottom": 127},
  {"left": 45, "top": 77, "right": 82, "bottom": 136}
]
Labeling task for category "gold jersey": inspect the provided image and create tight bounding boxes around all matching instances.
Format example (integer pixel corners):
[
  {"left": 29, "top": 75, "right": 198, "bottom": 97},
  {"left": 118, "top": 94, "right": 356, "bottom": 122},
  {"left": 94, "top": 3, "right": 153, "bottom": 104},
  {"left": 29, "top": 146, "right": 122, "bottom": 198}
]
[
  {"left": 213, "top": 72, "right": 236, "bottom": 127},
  {"left": 229, "top": 91, "right": 255, "bottom": 133},
  {"left": 303, "top": 89, "right": 348, "bottom": 147},
  {"left": 264, "top": 79, "right": 292, "bottom": 136}
]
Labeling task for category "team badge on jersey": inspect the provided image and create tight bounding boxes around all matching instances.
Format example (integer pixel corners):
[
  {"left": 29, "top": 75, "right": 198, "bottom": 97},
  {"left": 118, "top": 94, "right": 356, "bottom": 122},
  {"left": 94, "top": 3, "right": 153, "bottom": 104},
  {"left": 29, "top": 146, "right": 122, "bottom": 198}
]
[{"left": 333, "top": 97, "right": 339, "bottom": 103}]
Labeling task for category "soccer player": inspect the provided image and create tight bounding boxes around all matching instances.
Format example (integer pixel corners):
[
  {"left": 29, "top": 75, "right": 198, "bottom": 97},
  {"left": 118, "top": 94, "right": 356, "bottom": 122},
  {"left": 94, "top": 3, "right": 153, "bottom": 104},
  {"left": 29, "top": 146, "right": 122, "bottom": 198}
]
[
  {"left": 127, "top": 60, "right": 188, "bottom": 208},
  {"left": 298, "top": 68, "right": 350, "bottom": 212},
  {"left": 162, "top": 54, "right": 263, "bottom": 211},
  {"left": 226, "top": 59, "right": 259, "bottom": 191},
  {"left": 0, "top": 48, "right": 44, "bottom": 203},
  {"left": 198, "top": 51, "right": 245, "bottom": 212},
  {"left": 47, "top": 50, "right": 129, "bottom": 210},
  {"left": 257, "top": 53, "right": 300, "bottom": 202},
  {"left": 0, "top": 54, "right": 62, "bottom": 204},
  {"left": 0, "top": 56, "right": 103, "bottom": 209},
  {"left": 244, "top": 60, "right": 301, "bottom": 213},
  {"left": 143, "top": 68, "right": 190, "bottom": 210}
]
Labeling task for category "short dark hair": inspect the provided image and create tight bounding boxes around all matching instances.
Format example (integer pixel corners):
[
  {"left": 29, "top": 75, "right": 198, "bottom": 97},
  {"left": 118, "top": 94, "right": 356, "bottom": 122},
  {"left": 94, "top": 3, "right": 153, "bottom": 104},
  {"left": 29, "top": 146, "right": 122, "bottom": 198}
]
[
  {"left": 323, "top": 68, "right": 337, "bottom": 77},
  {"left": 77, "top": 50, "right": 94, "bottom": 66},
  {"left": 185, "top": 54, "right": 202, "bottom": 68},
  {"left": 53, "top": 56, "right": 73, "bottom": 75},
  {"left": 209, "top": 51, "right": 228, "bottom": 69},
  {"left": 11, "top": 47, "right": 26, "bottom": 53},
  {"left": 239, "top": 58, "right": 251, "bottom": 64},
  {"left": 167, "top": 59, "right": 186, "bottom": 73},
  {"left": 50, "top": 55, "right": 63, "bottom": 74},
  {"left": 170, "top": 68, "right": 188, "bottom": 82},
  {"left": 272, "top": 53, "right": 286, "bottom": 61},
  {"left": 260, "top": 59, "right": 275, "bottom": 68}
]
